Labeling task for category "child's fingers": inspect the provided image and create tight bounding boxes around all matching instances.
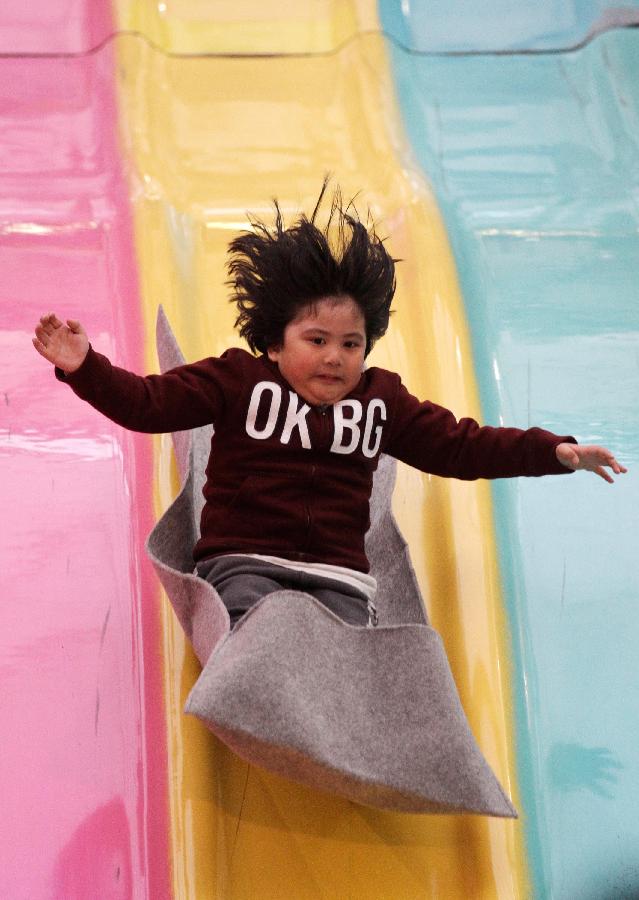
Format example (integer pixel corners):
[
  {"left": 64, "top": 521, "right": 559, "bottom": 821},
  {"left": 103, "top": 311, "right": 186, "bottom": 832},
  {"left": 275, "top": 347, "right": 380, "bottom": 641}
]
[
  {"left": 38, "top": 315, "right": 53, "bottom": 335},
  {"left": 558, "top": 446, "right": 580, "bottom": 469},
  {"left": 556, "top": 444, "right": 625, "bottom": 480},
  {"left": 34, "top": 324, "right": 50, "bottom": 346},
  {"left": 583, "top": 448, "right": 628, "bottom": 482},
  {"left": 591, "top": 449, "right": 627, "bottom": 476},
  {"left": 605, "top": 455, "right": 627, "bottom": 475},
  {"left": 38, "top": 313, "right": 63, "bottom": 334},
  {"left": 32, "top": 336, "right": 52, "bottom": 360},
  {"left": 594, "top": 466, "right": 614, "bottom": 484}
]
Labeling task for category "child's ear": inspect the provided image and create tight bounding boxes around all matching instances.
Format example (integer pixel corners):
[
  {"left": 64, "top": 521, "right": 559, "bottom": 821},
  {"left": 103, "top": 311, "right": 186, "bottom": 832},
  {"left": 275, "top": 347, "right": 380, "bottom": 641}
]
[{"left": 267, "top": 344, "right": 281, "bottom": 363}]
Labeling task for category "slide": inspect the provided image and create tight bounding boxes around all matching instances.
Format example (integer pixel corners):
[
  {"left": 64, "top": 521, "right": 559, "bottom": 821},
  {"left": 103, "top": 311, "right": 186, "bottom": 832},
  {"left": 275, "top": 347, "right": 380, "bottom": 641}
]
[
  {"left": 0, "top": 4, "right": 170, "bottom": 899},
  {"left": 2, "top": 2, "right": 635, "bottom": 897},
  {"left": 380, "top": 1, "right": 639, "bottom": 897}
]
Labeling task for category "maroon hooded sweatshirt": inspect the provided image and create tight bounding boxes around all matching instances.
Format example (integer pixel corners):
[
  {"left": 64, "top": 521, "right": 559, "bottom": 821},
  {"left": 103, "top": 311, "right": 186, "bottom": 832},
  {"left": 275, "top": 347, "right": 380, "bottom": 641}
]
[{"left": 57, "top": 346, "right": 575, "bottom": 573}]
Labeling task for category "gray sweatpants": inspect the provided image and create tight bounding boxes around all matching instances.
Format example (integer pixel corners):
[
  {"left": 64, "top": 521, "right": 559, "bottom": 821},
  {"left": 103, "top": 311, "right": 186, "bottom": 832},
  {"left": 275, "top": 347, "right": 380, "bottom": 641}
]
[{"left": 197, "top": 555, "right": 374, "bottom": 628}]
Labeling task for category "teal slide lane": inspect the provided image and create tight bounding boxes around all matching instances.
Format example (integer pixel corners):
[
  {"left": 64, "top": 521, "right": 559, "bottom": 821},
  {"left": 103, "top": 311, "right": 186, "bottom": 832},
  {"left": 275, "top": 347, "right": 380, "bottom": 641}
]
[
  {"left": 380, "top": 9, "right": 639, "bottom": 899},
  {"left": 380, "top": 0, "right": 639, "bottom": 52}
]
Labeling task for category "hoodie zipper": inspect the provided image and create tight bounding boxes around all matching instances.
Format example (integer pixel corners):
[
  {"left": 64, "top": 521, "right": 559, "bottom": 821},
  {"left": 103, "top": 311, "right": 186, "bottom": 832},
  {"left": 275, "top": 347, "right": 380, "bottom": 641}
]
[{"left": 303, "top": 405, "right": 330, "bottom": 551}]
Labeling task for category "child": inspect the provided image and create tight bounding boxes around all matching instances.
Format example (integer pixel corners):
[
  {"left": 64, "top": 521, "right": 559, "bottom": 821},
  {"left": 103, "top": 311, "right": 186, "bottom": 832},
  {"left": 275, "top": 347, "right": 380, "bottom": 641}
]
[{"left": 33, "top": 186, "right": 626, "bottom": 629}]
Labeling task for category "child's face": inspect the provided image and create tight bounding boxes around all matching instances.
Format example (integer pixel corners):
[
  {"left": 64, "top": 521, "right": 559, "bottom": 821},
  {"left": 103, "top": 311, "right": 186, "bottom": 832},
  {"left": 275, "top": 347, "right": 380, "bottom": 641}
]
[{"left": 267, "top": 296, "right": 366, "bottom": 406}]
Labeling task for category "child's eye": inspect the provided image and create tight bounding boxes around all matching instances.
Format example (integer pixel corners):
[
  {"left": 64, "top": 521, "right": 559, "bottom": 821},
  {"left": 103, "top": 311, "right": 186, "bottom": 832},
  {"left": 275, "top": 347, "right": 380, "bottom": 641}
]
[
  {"left": 310, "top": 337, "right": 325, "bottom": 345},
  {"left": 344, "top": 341, "right": 362, "bottom": 349}
]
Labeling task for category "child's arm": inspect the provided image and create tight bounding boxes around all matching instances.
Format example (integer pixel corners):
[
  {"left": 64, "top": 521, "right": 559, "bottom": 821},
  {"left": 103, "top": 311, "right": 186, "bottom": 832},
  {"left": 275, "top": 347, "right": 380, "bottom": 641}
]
[
  {"left": 32, "top": 312, "right": 229, "bottom": 433},
  {"left": 555, "top": 442, "right": 627, "bottom": 483},
  {"left": 386, "top": 380, "right": 627, "bottom": 484}
]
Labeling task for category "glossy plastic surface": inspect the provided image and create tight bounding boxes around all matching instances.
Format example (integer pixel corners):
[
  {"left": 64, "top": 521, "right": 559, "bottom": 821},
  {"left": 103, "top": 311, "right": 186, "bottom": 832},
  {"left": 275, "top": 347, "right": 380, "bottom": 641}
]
[
  {"left": 0, "top": 0, "right": 113, "bottom": 54},
  {"left": 384, "top": 13, "right": 638, "bottom": 898},
  {"left": 114, "top": 2, "right": 526, "bottom": 896},
  {"left": 115, "top": 0, "right": 378, "bottom": 54},
  {"left": 0, "top": 8, "right": 169, "bottom": 900},
  {"left": 380, "top": 0, "right": 639, "bottom": 52}
]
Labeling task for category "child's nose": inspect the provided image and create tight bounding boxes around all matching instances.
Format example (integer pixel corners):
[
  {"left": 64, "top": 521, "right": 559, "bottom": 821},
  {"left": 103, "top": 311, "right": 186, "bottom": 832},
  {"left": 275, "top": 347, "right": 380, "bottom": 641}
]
[{"left": 323, "top": 345, "right": 342, "bottom": 365}]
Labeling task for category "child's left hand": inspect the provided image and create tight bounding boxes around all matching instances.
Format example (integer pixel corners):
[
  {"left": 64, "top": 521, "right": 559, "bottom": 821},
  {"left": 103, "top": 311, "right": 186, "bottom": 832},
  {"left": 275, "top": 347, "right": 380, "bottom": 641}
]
[{"left": 555, "top": 443, "right": 628, "bottom": 483}]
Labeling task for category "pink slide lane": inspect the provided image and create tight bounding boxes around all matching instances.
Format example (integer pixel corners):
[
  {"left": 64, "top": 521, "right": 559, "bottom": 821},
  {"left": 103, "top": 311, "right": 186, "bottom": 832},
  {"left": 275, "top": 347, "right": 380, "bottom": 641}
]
[
  {"left": 0, "top": 23, "right": 170, "bottom": 900},
  {"left": 0, "top": 0, "right": 113, "bottom": 54}
]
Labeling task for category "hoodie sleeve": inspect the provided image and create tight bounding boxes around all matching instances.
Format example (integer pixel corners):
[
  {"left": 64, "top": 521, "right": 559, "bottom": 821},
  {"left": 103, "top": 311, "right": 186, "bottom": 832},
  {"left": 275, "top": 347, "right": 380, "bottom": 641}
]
[
  {"left": 385, "top": 378, "right": 577, "bottom": 479},
  {"left": 55, "top": 345, "right": 246, "bottom": 434}
]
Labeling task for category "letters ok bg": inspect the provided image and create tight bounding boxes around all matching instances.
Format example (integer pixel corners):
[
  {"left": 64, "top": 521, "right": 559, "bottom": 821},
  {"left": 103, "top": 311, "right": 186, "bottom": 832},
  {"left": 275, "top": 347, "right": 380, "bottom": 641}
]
[{"left": 246, "top": 381, "right": 387, "bottom": 458}]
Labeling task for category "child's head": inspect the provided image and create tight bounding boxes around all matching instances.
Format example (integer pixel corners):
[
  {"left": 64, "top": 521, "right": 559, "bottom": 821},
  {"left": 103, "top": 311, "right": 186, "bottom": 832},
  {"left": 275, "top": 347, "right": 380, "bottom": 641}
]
[
  {"left": 227, "top": 181, "right": 397, "bottom": 358},
  {"left": 266, "top": 295, "right": 367, "bottom": 407}
]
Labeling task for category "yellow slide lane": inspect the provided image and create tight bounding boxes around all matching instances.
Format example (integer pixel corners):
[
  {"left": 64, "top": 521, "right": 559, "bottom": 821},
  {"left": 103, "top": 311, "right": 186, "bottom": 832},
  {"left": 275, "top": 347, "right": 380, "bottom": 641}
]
[
  {"left": 116, "top": 0, "right": 378, "bottom": 54},
  {"left": 114, "top": 2, "right": 528, "bottom": 896}
]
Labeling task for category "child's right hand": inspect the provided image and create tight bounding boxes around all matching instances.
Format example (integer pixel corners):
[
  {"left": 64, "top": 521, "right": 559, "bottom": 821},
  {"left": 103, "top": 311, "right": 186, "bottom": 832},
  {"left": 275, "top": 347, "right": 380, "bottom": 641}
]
[{"left": 33, "top": 313, "right": 90, "bottom": 374}]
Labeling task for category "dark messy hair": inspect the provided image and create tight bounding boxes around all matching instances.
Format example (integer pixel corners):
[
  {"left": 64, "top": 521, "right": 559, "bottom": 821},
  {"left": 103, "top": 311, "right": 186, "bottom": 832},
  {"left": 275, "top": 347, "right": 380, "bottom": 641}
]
[{"left": 227, "top": 180, "right": 397, "bottom": 357}]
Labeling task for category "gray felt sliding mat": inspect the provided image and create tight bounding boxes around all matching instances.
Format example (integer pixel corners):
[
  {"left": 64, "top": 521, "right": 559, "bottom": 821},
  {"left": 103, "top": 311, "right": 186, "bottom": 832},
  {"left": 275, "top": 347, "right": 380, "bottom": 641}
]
[{"left": 146, "top": 307, "right": 517, "bottom": 817}]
